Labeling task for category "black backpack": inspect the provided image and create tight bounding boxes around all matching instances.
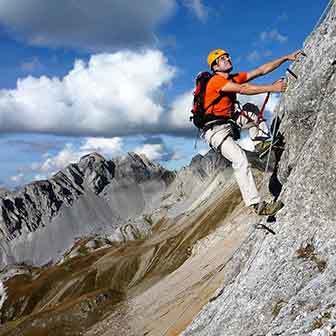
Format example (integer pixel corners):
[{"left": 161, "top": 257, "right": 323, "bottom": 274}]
[{"left": 190, "top": 71, "right": 224, "bottom": 129}]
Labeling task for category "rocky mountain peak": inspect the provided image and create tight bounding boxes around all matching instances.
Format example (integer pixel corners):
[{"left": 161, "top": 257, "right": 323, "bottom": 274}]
[
  {"left": 77, "top": 152, "right": 115, "bottom": 194},
  {"left": 189, "top": 149, "right": 230, "bottom": 177},
  {"left": 112, "top": 151, "right": 173, "bottom": 184}
]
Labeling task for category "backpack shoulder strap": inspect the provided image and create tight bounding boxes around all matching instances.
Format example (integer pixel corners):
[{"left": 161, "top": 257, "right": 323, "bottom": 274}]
[{"left": 204, "top": 73, "right": 224, "bottom": 112}]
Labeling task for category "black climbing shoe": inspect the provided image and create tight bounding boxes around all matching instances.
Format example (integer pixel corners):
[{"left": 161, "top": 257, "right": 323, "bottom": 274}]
[
  {"left": 250, "top": 200, "right": 284, "bottom": 216},
  {"left": 255, "top": 140, "right": 272, "bottom": 155}
]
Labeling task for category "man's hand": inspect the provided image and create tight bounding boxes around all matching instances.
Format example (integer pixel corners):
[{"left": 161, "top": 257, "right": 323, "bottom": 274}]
[
  {"left": 271, "top": 78, "right": 287, "bottom": 92},
  {"left": 247, "top": 50, "right": 305, "bottom": 81},
  {"left": 286, "top": 50, "right": 304, "bottom": 61}
]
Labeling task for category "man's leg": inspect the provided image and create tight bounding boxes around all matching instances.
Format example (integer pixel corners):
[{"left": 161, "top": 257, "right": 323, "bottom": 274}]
[
  {"left": 203, "top": 124, "right": 284, "bottom": 215},
  {"left": 203, "top": 125, "right": 260, "bottom": 206},
  {"left": 219, "top": 136, "right": 261, "bottom": 206},
  {"left": 236, "top": 109, "right": 270, "bottom": 144}
]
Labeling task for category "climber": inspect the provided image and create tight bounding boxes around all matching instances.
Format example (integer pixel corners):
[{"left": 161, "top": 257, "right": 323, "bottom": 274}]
[{"left": 202, "top": 48, "right": 303, "bottom": 215}]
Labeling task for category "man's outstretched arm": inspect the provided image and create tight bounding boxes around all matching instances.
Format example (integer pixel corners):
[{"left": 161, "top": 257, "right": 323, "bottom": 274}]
[
  {"left": 219, "top": 78, "right": 287, "bottom": 95},
  {"left": 246, "top": 50, "right": 303, "bottom": 81}
]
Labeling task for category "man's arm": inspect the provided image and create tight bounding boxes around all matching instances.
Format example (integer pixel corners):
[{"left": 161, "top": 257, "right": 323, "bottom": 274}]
[
  {"left": 246, "top": 50, "right": 303, "bottom": 82},
  {"left": 219, "top": 79, "right": 286, "bottom": 95}
]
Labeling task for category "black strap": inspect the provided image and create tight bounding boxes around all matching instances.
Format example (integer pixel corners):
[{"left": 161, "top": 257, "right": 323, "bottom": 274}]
[{"left": 202, "top": 118, "right": 230, "bottom": 132}]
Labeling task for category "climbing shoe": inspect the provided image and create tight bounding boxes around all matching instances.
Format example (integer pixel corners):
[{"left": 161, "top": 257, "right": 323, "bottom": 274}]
[
  {"left": 250, "top": 200, "right": 284, "bottom": 216},
  {"left": 254, "top": 140, "right": 272, "bottom": 155}
]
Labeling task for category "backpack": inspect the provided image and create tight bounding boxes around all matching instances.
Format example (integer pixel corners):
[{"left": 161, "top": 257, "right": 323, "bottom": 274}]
[{"left": 190, "top": 71, "right": 224, "bottom": 129}]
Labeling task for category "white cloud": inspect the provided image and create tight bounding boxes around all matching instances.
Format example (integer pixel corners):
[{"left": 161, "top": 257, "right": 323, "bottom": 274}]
[
  {"left": 80, "top": 137, "right": 123, "bottom": 156},
  {"left": 183, "top": 0, "right": 208, "bottom": 22},
  {"left": 0, "top": 0, "right": 176, "bottom": 50},
  {"left": 39, "top": 143, "right": 80, "bottom": 173},
  {"left": 10, "top": 173, "right": 25, "bottom": 183},
  {"left": 0, "top": 50, "right": 176, "bottom": 137},
  {"left": 260, "top": 29, "right": 288, "bottom": 43},
  {"left": 27, "top": 137, "right": 124, "bottom": 180},
  {"left": 133, "top": 143, "right": 166, "bottom": 161},
  {"left": 168, "top": 89, "right": 194, "bottom": 130}
]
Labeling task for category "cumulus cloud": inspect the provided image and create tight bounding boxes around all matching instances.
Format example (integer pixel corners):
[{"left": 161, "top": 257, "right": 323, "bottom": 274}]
[
  {"left": 183, "top": 0, "right": 208, "bottom": 22},
  {"left": 0, "top": 48, "right": 280, "bottom": 140},
  {"left": 0, "top": 0, "right": 176, "bottom": 50},
  {"left": 134, "top": 143, "right": 166, "bottom": 161},
  {"left": 38, "top": 143, "right": 80, "bottom": 174},
  {"left": 0, "top": 49, "right": 178, "bottom": 137},
  {"left": 168, "top": 89, "right": 194, "bottom": 131},
  {"left": 260, "top": 29, "right": 288, "bottom": 43},
  {"left": 80, "top": 137, "right": 123, "bottom": 156},
  {"left": 10, "top": 173, "right": 25, "bottom": 183},
  {"left": 20, "top": 137, "right": 123, "bottom": 181},
  {"left": 15, "top": 134, "right": 184, "bottom": 184},
  {"left": 134, "top": 135, "right": 180, "bottom": 161}
]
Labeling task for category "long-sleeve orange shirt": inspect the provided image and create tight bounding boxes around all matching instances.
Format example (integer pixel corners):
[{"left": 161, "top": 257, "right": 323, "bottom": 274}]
[{"left": 204, "top": 72, "right": 248, "bottom": 118}]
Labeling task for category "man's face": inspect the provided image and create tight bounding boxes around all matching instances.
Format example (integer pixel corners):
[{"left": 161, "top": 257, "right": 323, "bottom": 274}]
[{"left": 216, "top": 53, "right": 233, "bottom": 72}]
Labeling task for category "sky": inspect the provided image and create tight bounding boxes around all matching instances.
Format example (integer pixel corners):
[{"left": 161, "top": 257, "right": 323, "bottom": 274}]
[{"left": 0, "top": 0, "right": 329, "bottom": 190}]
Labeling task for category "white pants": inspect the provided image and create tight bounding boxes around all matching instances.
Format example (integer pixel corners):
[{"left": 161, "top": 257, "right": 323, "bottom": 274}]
[{"left": 202, "top": 111, "right": 269, "bottom": 206}]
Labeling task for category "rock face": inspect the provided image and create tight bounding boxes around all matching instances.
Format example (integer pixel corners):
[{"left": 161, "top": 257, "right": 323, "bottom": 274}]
[{"left": 182, "top": 3, "right": 336, "bottom": 336}]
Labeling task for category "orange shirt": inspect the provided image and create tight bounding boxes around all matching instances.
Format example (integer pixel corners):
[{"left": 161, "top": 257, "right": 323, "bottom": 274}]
[{"left": 204, "top": 72, "right": 248, "bottom": 118}]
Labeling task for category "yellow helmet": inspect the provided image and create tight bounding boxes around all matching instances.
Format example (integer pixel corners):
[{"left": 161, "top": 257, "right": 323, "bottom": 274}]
[{"left": 207, "top": 49, "right": 228, "bottom": 68}]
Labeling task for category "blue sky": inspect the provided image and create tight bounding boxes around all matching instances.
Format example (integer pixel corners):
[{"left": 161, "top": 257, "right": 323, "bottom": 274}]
[{"left": 0, "top": 0, "right": 329, "bottom": 190}]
